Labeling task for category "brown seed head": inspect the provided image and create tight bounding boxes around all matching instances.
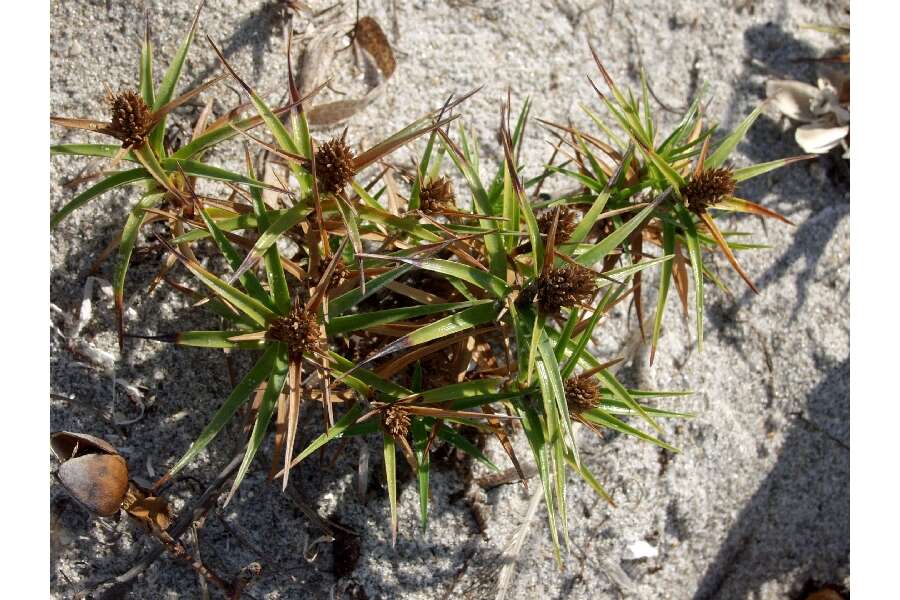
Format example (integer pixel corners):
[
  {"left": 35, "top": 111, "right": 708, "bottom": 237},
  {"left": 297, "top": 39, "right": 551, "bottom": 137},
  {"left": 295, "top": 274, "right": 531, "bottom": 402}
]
[
  {"left": 682, "top": 167, "right": 736, "bottom": 213},
  {"left": 537, "top": 206, "right": 578, "bottom": 242},
  {"left": 315, "top": 260, "right": 350, "bottom": 291},
  {"left": 107, "top": 90, "right": 153, "bottom": 148},
  {"left": 314, "top": 137, "right": 356, "bottom": 194},
  {"left": 267, "top": 304, "right": 320, "bottom": 362},
  {"left": 564, "top": 375, "right": 601, "bottom": 413},
  {"left": 419, "top": 177, "right": 456, "bottom": 213},
  {"left": 524, "top": 264, "right": 599, "bottom": 315},
  {"left": 382, "top": 404, "right": 411, "bottom": 438}
]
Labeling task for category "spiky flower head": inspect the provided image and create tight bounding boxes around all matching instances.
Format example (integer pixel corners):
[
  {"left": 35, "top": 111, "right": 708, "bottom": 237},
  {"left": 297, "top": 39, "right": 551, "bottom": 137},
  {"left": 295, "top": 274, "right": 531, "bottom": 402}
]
[
  {"left": 522, "top": 264, "right": 599, "bottom": 315},
  {"left": 419, "top": 177, "right": 456, "bottom": 213},
  {"left": 564, "top": 375, "right": 601, "bottom": 412},
  {"left": 106, "top": 90, "right": 153, "bottom": 148},
  {"left": 314, "top": 137, "right": 356, "bottom": 194},
  {"left": 382, "top": 404, "right": 411, "bottom": 438},
  {"left": 682, "top": 167, "right": 736, "bottom": 214},
  {"left": 537, "top": 206, "right": 578, "bottom": 242},
  {"left": 267, "top": 303, "right": 320, "bottom": 362}
]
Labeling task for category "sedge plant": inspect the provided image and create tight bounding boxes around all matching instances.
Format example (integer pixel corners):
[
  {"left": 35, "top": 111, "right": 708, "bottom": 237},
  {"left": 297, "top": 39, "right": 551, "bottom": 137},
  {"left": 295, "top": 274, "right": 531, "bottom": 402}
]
[
  {"left": 50, "top": 6, "right": 809, "bottom": 562},
  {"left": 50, "top": 3, "right": 308, "bottom": 349}
]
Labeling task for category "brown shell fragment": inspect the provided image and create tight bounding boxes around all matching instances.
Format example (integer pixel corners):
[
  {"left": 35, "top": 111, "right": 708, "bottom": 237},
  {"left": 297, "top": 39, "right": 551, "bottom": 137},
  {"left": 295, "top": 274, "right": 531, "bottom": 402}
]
[
  {"left": 50, "top": 431, "right": 119, "bottom": 460},
  {"left": 57, "top": 454, "right": 130, "bottom": 517}
]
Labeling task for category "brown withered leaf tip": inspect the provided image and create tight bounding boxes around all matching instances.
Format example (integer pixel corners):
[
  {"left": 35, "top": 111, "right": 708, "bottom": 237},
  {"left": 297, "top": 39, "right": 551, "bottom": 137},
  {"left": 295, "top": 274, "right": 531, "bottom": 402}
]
[
  {"left": 537, "top": 206, "right": 578, "bottom": 242},
  {"left": 682, "top": 167, "right": 736, "bottom": 213},
  {"left": 419, "top": 176, "right": 456, "bottom": 214},
  {"left": 107, "top": 90, "right": 153, "bottom": 148},
  {"left": 382, "top": 404, "right": 411, "bottom": 438},
  {"left": 315, "top": 137, "right": 356, "bottom": 193},
  {"left": 564, "top": 375, "right": 601, "bottom": 412},
  {"left": 523, "top": 264, "right": 599, "bottom": 315},
  {"left": 267, "top": 304, "right": 320, "bottom": 361}
]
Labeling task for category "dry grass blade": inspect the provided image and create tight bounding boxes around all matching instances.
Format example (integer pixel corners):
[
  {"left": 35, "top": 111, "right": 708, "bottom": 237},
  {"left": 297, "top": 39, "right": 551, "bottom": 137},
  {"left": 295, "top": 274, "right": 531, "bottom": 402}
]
[
  {"left": 306, "top": 237, "right": 350, "bottom": 313},
  {"left": 481, "top": 404, "right": 528, "bottom": 489},
  {"left": 536, "top": 118, "right": 622, "bottom": 167},
  {"left": 149, "top": 74, "right": 227, "bottom": 127},
  {"left": 353, "top": 115, "right": 459, "bottom": 172},
  {"left": 630, "top": 228, "right": 645, "bottom": 338},
  {"left": 694, "top": 136, "right": 711, "bottom": 178},
  {"left": 269, "top": 394, "right": 288, "bottom": 481},
  {"left": 49, "top": 117, "right": 109, "bottom": 133},
  {"left": 282, "top": 361, "right": 303, "bottom": 490},
  {"left": 698, "top": 211, "right": 759, "bottom": 294}
]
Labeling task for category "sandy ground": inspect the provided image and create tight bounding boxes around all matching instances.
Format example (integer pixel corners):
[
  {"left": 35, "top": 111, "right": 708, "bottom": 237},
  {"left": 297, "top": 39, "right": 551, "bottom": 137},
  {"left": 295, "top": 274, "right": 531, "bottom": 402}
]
[{"left": 50, "top": 1, "right": 849, "bottom": 598}]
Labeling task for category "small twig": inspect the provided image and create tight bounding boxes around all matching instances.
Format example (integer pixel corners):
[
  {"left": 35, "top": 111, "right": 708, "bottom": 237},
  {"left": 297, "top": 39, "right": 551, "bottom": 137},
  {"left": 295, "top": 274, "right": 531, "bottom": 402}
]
[{"left": 190, "top": 525, "right": 211, "bottom": 600}]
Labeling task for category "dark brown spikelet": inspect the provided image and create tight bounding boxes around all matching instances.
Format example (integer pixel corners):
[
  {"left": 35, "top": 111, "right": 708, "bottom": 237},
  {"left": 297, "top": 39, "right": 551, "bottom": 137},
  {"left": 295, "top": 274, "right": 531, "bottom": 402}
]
[
  {"left": 537, "top": 206, "right": 578, "bottom": 242},
  {"left": 314, "top": 260, "right": 350, "bottom": 291},
  {"left": 564, "top": 375, "right": 601, "bottom": 412},
  {"left": 315, "top": 138, "right": 356, "bottom": 194},
  {"left": 382, "top": 404, "right": 411, "bottom": 438},
  {"left": 107, "top": 90, "right": 153, "bottom": 148},
  {"left": 682, "top": 167, "right": 736, "bottom": 213},
  {"left": 419, "top": 177, "right": 456, "bottom": 213},
  {"left": 524, "top": 265, "right": 599, "bottom": 315},
  {"left": 267, "top": 304, "right": 320, "bottom": 361}
]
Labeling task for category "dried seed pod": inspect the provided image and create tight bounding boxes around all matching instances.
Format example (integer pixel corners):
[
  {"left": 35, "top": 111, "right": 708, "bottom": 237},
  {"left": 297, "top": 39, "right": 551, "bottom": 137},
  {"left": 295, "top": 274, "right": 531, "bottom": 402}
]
[
  {"left": 267, "top": 303, "right": 321, "bottom": 362},
  {"left": 51, "top": 432, "right": 129, "bottom": 517},
  {"left": 564, "top": 376, "right": 601, "bottom": 412},
  {"left": 106, "top": 90, "right": 153, "bottom": 148},
  {"left": 314, "top": 137, "right": 356, "bottom": 193},
  {"left": 419, "top": 177, "right": 456, "bottom": 214},
  {"left": 382, "top": 404, "right": 411, "bottom": 438},
  {"left": 519, "top": 264, "right": 599, "bottom": 315},
  {"left": 682, "top": 167, "right": 736, "bottom": 213},
  {"left": 537, "top": 206, "right": 578, "bottom": 242}
]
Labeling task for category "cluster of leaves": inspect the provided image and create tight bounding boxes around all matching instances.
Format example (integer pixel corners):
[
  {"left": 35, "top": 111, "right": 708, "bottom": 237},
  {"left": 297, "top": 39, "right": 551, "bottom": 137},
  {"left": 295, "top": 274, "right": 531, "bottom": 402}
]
[{"left": 50, "top": 5, "right": 805, "bottom": 558}]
